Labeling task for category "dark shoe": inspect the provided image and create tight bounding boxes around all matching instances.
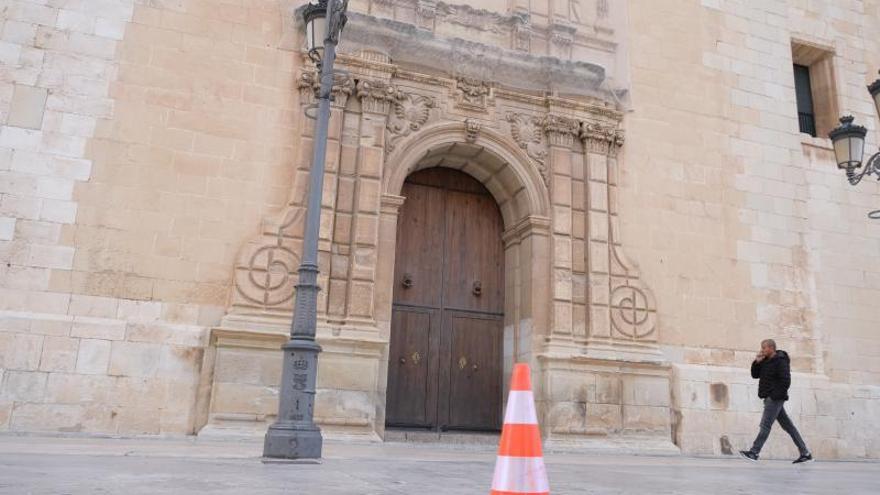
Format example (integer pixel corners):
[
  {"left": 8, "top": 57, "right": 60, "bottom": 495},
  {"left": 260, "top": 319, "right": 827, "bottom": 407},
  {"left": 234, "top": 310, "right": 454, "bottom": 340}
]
[
  {"left": 739, "top": 450, "right": 758, "bottom": 462},
  {"left": 793, "top": 453, "right": 813, "bottom": 464}
]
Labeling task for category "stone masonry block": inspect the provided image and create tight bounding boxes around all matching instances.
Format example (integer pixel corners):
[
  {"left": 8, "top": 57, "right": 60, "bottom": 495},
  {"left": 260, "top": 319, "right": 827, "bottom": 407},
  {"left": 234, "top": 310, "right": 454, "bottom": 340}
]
[
  {"left": 2, "top": 370, "right": 48, "bottom": 401},
  {"left": 38, "top": 336, "right": 79, "bottom": 372},
  {"left": 75, "top": 338, "right": 111, "bottom": 375},
  {"left": 6, "top": 85, "right": 48, "bottom": 130},
  {"left": 108, "top": 341, "right": 161, "bottom": 377}
]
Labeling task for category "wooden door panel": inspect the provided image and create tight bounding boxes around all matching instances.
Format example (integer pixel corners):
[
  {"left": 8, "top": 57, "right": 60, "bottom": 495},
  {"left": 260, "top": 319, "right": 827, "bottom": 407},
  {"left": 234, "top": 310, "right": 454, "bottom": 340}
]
[
  {"left": 386, "top": 307, "right": 438, "bottom": 428},
  {"left": 442, "top": 311, "right": 503, "bottom": 431},
  {"left": 443, "top": 190, "right": 504, "bottom": 314},
  {"left": 392, "top": 182, "right": 445, "bottom": 308}
]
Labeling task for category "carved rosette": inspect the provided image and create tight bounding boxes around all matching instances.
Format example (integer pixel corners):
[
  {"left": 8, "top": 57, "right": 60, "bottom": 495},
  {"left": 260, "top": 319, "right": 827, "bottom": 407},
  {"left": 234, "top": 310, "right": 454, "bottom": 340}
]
[
  {"left": 386, "top": 91, "right": 435, "bottom": 152},
  {"left": 506, "top": 112, "right": 549, "bottom": 188},
  {"left": 540, "top": 114, "right": 580, "bottom": 149},
  {"left": 356, "top": 79, "right": 403, "bottom": 115},
  {"left": 297, "top": 70, "right": 355, "bottom": 107},
  {"left": 454, "top": 76, "right": 492, "bottom": 111},
  {"left": 580, "top": 121, "right": 625, "bottom": 156}
]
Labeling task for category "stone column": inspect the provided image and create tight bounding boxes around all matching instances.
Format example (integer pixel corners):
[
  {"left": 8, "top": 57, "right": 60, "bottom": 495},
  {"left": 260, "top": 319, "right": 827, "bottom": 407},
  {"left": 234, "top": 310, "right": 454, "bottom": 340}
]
[{"left": 541, "top": 114, "right": 581, "bottom": 355}]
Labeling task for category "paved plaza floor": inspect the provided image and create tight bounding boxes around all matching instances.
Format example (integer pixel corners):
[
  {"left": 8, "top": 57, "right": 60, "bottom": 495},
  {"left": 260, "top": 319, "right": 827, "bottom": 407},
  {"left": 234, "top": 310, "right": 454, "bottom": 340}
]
[{"left": 0, "top": 435, "right": 877, "bottom": 494}]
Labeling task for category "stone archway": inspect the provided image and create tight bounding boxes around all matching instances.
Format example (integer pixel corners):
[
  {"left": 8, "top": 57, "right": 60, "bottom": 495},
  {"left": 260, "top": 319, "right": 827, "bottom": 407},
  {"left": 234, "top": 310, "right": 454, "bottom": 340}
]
[{"left": 374, "top": 122, "right": 553, "bottom": 436}]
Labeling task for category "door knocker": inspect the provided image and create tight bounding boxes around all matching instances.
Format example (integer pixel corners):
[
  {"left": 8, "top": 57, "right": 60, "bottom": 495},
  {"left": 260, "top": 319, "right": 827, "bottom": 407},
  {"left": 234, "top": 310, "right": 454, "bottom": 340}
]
[
  {"left": 472, "top": 280, "right": 482, "bottom": 296},
  {"left": 401, "top": 273, "right": 413, "bottom": 289},
  {"left": 411, "top": 351, "right": 421, "bottom": 365},
  {"left": 458, "top": 356, "right": 467, "bottom": 369}
]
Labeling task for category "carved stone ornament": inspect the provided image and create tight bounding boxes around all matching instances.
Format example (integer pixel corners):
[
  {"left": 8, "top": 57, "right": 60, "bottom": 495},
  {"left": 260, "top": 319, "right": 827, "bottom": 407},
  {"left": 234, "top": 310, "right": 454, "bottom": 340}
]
[
  {"left": 297, "top": 70, "right": 354, "bottom": 107},
  {"left": 232, "top": 207, "right": 304, "bottom": 310},
  {"left": 464, "top": 118, "right": 481, "bottom": 143},
  {"left": 356, "top": 79, "right": 403, "bottom": 115},
  {"left": 506, "top": 112, "right": 549, "bottom": 188},
  {"left": 511, "top": 13, "right": 531, "bottom": 52},
  {"left": 454, "top": 76, "right": 492, "bottom": 111},
  {"left": 539, "top": 114, "right": 580, "bottom": 148},
  {"left": 580, "top": 121, "right": 625, "bottom": 156},
  {"left": 416, "top": 0, "right": 438, "bottom": 30},
  {"left": 386, "top": 91, "right": 435, "bottom": 152}
]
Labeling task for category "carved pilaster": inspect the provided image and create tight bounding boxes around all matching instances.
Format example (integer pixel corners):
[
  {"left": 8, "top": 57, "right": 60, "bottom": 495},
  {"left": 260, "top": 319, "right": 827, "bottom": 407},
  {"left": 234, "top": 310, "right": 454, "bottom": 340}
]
[
  {"left": 355, "top": 79, "right": 402, "bottom": 115},
  {"left": 540, "top": 114, "right": 580, "bottom": 149}
]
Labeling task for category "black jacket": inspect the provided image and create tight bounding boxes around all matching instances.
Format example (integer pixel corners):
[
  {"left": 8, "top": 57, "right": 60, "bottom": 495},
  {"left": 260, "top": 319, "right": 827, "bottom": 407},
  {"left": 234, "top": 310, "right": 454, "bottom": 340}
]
[{"left": 751, "top": 350, "right": 791, "bottom": 401}]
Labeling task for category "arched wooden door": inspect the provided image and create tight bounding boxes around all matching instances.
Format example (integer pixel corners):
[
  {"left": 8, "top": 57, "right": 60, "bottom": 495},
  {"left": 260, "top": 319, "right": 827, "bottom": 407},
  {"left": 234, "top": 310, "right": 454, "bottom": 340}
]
[{"left": 386, "top": 167, "right": 504, "bottom": 432}]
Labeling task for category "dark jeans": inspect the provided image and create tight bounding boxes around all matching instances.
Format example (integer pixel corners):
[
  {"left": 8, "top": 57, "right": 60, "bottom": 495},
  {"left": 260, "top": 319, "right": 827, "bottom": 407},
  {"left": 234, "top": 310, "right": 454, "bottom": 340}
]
[{"left": 750, "top": 397, "right": 809, "bottom": 456}]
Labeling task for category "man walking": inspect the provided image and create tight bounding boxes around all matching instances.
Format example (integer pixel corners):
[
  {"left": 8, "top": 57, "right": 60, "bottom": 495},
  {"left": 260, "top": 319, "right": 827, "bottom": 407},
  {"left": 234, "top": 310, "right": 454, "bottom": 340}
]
[{"left": 740, "top": 339, "right": 813, "bottom": 464}]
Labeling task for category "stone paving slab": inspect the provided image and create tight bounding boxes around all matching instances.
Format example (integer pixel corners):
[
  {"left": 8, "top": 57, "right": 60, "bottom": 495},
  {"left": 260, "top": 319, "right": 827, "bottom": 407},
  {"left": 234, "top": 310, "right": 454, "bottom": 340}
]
[{"left": 0, "top": 435, "right": 877, "bottom": 494}]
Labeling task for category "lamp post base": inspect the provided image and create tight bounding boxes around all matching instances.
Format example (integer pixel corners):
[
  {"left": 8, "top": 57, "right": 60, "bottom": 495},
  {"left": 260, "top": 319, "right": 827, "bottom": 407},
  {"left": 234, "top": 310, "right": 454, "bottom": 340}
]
[{"left": 263, "top": 423, "right": 323, "bottom": 460}]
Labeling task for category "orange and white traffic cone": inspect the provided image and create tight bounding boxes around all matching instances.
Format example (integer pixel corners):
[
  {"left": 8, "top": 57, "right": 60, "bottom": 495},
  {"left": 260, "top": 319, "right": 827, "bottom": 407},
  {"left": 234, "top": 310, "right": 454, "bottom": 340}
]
[{"left": 490, "top": 363, "right": 549, "bottom": 495}]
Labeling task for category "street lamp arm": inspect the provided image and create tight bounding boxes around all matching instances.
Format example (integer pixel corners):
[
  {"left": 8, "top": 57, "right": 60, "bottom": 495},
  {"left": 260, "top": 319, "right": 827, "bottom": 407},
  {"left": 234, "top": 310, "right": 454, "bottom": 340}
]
[{"left": 846, "top": 150, "right": 880, "bottom": 186}]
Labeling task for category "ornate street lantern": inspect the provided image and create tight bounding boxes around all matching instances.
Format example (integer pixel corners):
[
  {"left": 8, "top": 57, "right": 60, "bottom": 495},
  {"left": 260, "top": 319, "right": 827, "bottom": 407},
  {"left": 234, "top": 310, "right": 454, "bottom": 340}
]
[
  {"left": 829, "top": 115, "right": 867, "bottom": 170},
  {"left": 828, "top": 70, "right": 880, "bottom": 219},
  {"left": 303, "top": 0, "right": 328, "bottom": 55}
]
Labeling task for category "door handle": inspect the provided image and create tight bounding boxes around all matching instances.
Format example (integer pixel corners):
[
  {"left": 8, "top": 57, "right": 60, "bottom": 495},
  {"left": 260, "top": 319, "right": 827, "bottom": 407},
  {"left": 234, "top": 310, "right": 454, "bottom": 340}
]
[{"left": 399, "top": 357, "right": 406, "bottom": 364}]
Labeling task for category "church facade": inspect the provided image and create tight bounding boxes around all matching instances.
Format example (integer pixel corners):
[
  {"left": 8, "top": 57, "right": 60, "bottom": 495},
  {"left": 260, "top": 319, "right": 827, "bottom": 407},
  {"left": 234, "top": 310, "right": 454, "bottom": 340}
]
[{"left": 1, "top": 0, "right": 878, "bottom": 460}]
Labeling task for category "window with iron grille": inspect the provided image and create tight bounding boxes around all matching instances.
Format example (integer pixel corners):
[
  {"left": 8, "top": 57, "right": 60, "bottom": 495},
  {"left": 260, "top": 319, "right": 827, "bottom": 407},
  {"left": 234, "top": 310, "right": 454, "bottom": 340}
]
[{"left": 794, "top": 64, "right": 816, "bottom": 137}]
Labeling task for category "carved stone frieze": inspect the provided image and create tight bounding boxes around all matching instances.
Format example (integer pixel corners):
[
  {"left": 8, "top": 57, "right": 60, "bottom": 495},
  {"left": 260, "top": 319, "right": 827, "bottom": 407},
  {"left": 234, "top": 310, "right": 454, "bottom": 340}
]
[
  {"left": 540, "top": 114, "right": 580, "bottom": 148},
  {"left": 454, "top": 76, "right": 492, "bottom": 111},
  {"left": 386, "top": 91, "right": 435, "bottom": 152},
  {"left": 580, "top": 121, "right": 625, "bottom": 156},
  {"left": 506, "top": 112, "right": 549, "bottom": 188},
  {"left": 356, "top": 79, "right": 403, "bottom": 115}
]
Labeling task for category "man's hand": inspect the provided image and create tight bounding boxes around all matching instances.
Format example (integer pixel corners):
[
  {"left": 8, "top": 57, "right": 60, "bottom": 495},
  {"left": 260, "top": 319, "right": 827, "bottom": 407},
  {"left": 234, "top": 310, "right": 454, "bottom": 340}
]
[{"left": 754, "top": 351, "right": 765, "bottom": 363}]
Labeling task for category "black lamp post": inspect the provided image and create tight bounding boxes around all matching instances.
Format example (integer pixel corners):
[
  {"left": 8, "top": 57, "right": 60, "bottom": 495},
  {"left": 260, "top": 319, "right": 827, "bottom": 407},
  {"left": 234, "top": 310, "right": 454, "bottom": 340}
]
[
  {"left": 262, "top": 0, "right": 348, "bottom": 461},
  {"left": 829, "top": 71, "right": 880, "bottom": 219}
]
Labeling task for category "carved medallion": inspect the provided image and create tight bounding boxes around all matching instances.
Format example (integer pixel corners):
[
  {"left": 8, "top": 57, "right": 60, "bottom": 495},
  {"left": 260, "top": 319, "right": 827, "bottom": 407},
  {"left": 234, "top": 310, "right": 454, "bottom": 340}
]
[{"left": 454, "top": 76, "right": 492, "bottom": 111}]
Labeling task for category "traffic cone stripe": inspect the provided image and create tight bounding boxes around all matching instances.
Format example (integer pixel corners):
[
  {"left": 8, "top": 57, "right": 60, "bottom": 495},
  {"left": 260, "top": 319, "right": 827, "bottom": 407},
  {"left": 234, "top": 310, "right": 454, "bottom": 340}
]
[
  {"left": 497, "top": 424, "right": 543, "bottom": 457},
  {"left": 490, "top": 456, "right": 550, "bottom": 494},
  {"left": 503, "top": 391, "right": 537, "bottom": 424},
  {"left": 509, "top": 365, "right": 532, "bottom": 391}
]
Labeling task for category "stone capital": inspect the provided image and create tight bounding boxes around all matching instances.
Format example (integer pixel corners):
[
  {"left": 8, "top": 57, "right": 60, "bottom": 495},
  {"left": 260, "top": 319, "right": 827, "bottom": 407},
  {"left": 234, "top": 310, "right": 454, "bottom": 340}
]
[
  {"left": 356, "top": 79, "right": 403, "bottom": 115},
  {"left": 297, "top": 69, "right": 354, "bottom": 108},
  {"left": 580, "top": 121, "right": 625, "bottom": 156},
  {"left": 540, "top": 114, "right": 580, "bottom": 149}
]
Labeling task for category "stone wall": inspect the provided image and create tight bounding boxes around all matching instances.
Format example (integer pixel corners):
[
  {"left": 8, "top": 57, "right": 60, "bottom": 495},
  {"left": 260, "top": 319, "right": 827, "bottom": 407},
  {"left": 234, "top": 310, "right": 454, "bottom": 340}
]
[
  {"left": 624, "top": 0, "right": 880, "bottom": 458},
  {"left": 0, "top": 0, "right": 302, "bottom": 435}
]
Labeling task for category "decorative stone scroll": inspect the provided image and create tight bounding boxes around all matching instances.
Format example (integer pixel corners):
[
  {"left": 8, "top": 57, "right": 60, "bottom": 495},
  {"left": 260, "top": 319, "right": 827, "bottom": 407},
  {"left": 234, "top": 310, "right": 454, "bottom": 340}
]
[
  {"left": 506, "top": 112, "right": 549, "bottom": 188},
  {"left": 385, "top": 90, "right": 436, "bottom": 152}
]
